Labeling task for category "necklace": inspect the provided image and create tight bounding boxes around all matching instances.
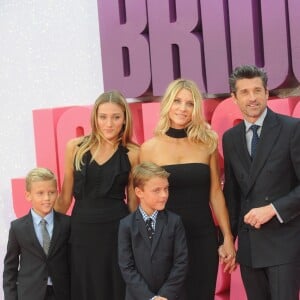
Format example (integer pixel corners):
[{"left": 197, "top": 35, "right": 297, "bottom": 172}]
[{"left": 165, "top": 127, "right": 187, "bottom": 138}]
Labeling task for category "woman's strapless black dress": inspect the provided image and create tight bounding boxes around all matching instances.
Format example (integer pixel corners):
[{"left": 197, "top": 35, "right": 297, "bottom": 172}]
[{"left": 163, "top": 163, "right": 219, "bottom": 300}]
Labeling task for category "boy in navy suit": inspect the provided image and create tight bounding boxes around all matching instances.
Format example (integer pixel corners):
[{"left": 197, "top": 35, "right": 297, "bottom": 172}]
[
  {"left": 118, "top": 162, "right": 188, "bottom": 300},
  {"left": 3, "top": 167, "right": 70, "bottom": 300}
]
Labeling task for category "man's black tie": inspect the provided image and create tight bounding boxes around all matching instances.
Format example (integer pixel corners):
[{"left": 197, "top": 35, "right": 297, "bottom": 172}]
[
  {"left": 145, "top": 218, "right": 154, "bottom": 242},
  {"left": 250, "top": 124, "right": 260, "bottom": 158}
]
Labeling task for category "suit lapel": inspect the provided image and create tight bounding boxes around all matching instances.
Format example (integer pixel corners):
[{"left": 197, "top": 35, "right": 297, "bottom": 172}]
[
  {"left": 246, "top": 109, "right": 281, "bottom": 195},
  {"left": 25, "top": 212, "right": 46, "bottom": 257},
  {"left": 232, "top": 122, "right": 252, "bottom": 172},
  {"left": 151, "top": 211, "right": 166, "bottom": 256},
  {"left": 47, "top": 211, "right": 61, "bottom": 256},
  {"left": 136, "top": 210, "right": 152, "bottom": 249}
]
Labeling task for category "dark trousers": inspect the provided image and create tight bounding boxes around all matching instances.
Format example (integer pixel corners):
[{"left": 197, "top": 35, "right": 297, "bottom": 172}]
[
  {"left": 240, "top": 262, "right": 300, "bottom": 300},
  {"left": 44, "top": 285, "right": 56, "bottom": 300}
]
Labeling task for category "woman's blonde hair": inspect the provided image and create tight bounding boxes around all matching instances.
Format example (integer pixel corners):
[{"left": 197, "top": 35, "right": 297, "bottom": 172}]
[
  {"left": 74, "top": 90, "right": 136, "bottom": 170},
  {"left": 155, "top": 78, "right": 218, "bottom": 153}
]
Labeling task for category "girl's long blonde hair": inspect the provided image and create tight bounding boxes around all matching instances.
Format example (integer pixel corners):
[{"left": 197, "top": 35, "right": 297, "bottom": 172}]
[
  {"left": 74, "top": 90, "right": 136, "bottom": 170},
  {"left": 155, "top": 78, "right": 218, "bottom": 153}
]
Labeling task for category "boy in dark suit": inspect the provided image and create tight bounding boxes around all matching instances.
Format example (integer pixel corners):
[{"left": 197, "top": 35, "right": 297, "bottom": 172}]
[
  {"left": 3, "top": 167, "right": 70, "bottom": 300},
  {"left": 118, "top": 162, "right": 188, "bottom": 300}
]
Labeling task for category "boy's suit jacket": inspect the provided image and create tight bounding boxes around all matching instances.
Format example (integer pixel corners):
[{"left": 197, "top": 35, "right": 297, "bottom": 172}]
[
  {"left": 223, "top": 108, "right": 300, "bottom": 268},
  {"left": 3, "top": 210, "right": 70, "bottom": 300},
  {"left": 118, "top": 209, "right": 188, "bottom": 300}
]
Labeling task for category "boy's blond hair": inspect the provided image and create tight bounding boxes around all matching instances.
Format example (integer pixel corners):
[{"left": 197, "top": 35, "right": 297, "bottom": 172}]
[
  {"left": 25, "top": 167, "right": 57, "bottom": 192},
  {"left": 132, "top": 162, "right": 170, "bottom": 189}
]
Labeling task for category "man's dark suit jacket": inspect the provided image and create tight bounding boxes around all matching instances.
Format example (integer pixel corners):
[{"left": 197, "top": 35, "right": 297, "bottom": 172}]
[
  {"left": 3, "top": 210, "right": 70, "bottom": 300},
  {"left": 118, "top": 209, "right": 188, "bottom": 300},
  {"left": 223, "top": 108, "right": 300, "bottom": 268}
]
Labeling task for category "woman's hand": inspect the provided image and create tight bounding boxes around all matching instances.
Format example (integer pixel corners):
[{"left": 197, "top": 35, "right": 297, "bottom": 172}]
[{"left": 218, "top": 236, "right": 237, "bottom": 273}]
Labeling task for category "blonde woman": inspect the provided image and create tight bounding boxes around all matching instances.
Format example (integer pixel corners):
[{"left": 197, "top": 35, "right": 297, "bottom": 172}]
[
  {"left": 55, "top": 91, "right": 139, "bottom": 300},
  {"left": 140, "top": 79, "right": 235, "bottom": 300}
]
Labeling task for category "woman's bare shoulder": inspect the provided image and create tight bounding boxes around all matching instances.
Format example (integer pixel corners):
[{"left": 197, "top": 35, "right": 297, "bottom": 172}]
[
  {"left": 140, "top": 137, "right": 164, "bottom": 162},
  {"left": 127, "top": 142, "right": 140, "bottom": 150},
  {"left": 127, "top": 143, "right": 140, "bottom": 166},
  {"left": 140, "top": 136, "right": 161, "bottom": 151},
  {"left": 65, "top": 136, "right": 86, "bottom": 153}
]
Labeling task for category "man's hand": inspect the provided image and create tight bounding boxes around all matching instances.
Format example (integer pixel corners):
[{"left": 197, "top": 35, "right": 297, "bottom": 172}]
[{"left": 244, "top": 204, "right": 276, "bottom": 229}]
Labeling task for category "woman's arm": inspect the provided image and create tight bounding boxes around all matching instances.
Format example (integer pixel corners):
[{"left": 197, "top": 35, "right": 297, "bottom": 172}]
[
  {"left": 209, "top": 149, "right": 236, "bottom": 273},
  {"left": 127, "top": 145, "right": 140, "bottom": 212},
  {"left": 54, "top": 138, "right": 78, "bottom": 213}
]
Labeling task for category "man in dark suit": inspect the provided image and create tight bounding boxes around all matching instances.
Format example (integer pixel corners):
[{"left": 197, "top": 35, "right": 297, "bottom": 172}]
[
  {"left": 222, "top": 65, "right": 300, "bottom": 300},
  {"left": 3, "top": 167, "right": 70, "bottom": 300},
  {"left": 118, "top": 162, "right": 188, "bottom": 300}
]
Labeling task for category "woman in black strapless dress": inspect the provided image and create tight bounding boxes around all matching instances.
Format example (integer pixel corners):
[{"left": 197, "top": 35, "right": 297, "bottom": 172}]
[
  {"left": 140, "top": 79, "right": 236, "bottom": 300},
  {"left": 55, "top": 91, "right": 139, "bottom": 300}
]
